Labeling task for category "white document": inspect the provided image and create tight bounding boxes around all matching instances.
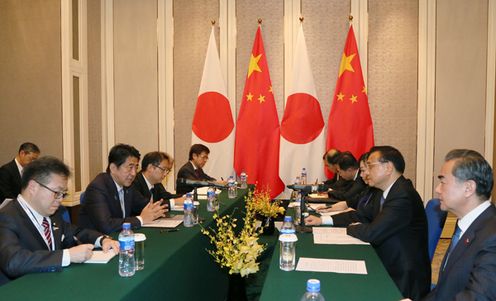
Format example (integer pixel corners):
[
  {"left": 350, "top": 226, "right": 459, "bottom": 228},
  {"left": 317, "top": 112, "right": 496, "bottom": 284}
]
[
  {"left": 307, "top": 203, "right": 328, "bottom": 210},
  {"left": 319, "top": 209, "right": 350, "bottom": 217},
  {"left": 171, "top": 205, "right": 184, "bottom": 211},
  {"left": 85, "top": 250, "right": 117, "bottom": 264},
  {"left": 312, "top": 227, "right": 369, "bottom": 245},
  {"left": 308, "top": 193, "right": 329, "bottom": 199},
  {"left": 143, "top": 215, "right": 184, "bottom": 228},
  {"left": 296, "top": 257, "right": 367, "bottom": 275}
]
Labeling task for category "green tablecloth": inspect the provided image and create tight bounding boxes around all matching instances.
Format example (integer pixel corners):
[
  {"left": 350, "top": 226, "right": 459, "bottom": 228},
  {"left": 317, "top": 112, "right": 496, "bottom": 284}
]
[
  {"left": 0, "top": 189, "right": 250, "bottom": 300},
  {"left": 259, "top": 230, "right": 403, "bottom": 301}
]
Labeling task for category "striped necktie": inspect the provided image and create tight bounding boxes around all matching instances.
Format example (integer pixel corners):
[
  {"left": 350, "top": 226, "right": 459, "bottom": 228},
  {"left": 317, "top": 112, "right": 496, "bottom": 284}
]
[
  {"left": 119, "top": 188, "right": 125, "bottom": 218},
  {"left": 443, "top": 223, "right": 462, "bottom": 270},
  {"left": 42, "top": 217, "right": 52, "bottom": 250}
]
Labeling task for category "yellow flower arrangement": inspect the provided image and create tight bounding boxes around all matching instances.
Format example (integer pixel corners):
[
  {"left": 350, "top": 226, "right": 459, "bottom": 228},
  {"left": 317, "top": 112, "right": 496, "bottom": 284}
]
[
  {"left": 201, "top": 193, "right": 265, "bottom": 277},
  {"left": 251, "top": 190, "right": 285, "bottom": 218}
]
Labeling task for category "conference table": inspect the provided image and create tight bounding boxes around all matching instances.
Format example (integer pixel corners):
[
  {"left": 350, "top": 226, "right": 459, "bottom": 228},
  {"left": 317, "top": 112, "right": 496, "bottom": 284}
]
[{"left": 0, "top": 189, "right": 402, "bottom": 300}]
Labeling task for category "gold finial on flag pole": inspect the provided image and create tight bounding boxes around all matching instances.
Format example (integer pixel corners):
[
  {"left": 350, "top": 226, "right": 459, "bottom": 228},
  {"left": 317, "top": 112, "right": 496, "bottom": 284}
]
[
  {"left": 258, "top": 18, "right": 263, "bottom": 25},
  {"left": 299, "top": 16, "right": 304, "bottom": 23},
  {"left": 349, "top": 15, "right": 353, "bottom": 22},
  {"left": 211, "top": 20, "right": 216, "bottom": 26}
]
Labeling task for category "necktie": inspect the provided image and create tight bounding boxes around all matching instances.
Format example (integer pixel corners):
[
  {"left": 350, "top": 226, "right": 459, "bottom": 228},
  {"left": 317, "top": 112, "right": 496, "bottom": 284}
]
[
  {"left": 379, "top": 195, "right": 386, "bottom": 211},
  {"left": 119, "top": 188, "right": 125, "bottom": 218},
  {"left": 195, "top": 169, "right": 201, "bottom": 179},
  {"left": 444, "top": 223, "right": 462, "bottom": 269},
  {"left": 42, "top": 218, "right": 52, "bottom": 250},
  {"left": 150, "top": 187, "right": 155, "bottom": 202}
]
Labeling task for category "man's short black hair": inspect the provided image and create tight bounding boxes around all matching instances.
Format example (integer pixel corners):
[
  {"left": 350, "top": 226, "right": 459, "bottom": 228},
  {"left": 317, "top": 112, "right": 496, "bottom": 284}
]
[
  {"left": 326, "top": 149, "right": 341, "bottom": 165},
  {"left": 338, "top": 151, "right": 359, "bottom": 170},
  {"left": 21, "top": 156, "right": 70, "bottom": 190},
  {"left": 141, "top": 152, "right": 172, "bottom": 171},
  {"left": 18, "top": 142, "right": 40, "bottom": 154},
  {"left": 188, "top": 144, "right": 210, "bottom": 161},
  {"left": 445, "top": 149, "right": 493, "bottom": 200},
  {"left": 107, "top": 144, "right": 140, "bottom": 171},
  {"left": 369, "top": 145, "right": 405, "bottom": 174}
]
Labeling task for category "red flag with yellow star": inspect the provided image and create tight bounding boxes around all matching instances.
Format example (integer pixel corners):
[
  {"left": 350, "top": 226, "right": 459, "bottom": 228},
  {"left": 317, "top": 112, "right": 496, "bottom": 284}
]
[
  {"left": 326, "top": 25, "right": 374, "bottom": 174},
  {"left": 234, "top": 26, "right": 284, "bottom": 198}
]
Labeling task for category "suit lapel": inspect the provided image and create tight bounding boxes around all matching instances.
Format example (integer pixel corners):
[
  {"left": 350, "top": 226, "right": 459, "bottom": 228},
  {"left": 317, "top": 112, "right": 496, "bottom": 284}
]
[{"left": 13, "top": 200, "right": 51, "bottom": 250}]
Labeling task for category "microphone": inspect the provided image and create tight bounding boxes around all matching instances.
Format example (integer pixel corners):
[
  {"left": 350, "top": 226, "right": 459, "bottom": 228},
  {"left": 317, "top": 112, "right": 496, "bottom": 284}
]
[
  {"left": 286, "top": 184, "right": 330, "bottom": 193},
  {"left": 178, "top": 178, "right": 226, "bottom": 189}
]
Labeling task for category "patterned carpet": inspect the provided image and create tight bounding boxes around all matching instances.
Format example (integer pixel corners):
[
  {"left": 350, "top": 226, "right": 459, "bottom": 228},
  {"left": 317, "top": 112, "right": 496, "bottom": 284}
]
[{"left": 431, "top": 239, "right": 450, "bottom": 284}]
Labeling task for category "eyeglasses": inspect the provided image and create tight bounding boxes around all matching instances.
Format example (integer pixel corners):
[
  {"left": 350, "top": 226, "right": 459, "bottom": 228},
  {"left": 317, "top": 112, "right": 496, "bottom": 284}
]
[
  {"left": 35, "top": 180, "right": 68, "bottom": 199},
  {"left": 153, "top": 164, "right": 171, "bottom": 174},
  {"left": 366, "top": 161, "right": 386, "bottom": 169}
]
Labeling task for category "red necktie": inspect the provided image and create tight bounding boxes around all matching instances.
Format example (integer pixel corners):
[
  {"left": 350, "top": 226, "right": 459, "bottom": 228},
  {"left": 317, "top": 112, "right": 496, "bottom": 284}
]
[{"left": 42, "top": 218, "right": 53, "bottom": 250}]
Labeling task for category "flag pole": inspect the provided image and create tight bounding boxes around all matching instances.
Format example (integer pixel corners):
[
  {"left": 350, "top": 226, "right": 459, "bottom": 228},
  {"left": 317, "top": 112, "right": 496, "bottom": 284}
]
[
  {"left": 258, "top": 18, "right": 262, "bottom": 27},
  {"left": 211, "top": 19, "right": 216, "bottom": 26},
  {"left": 299, "top": 16, "right": 304, "bottom": 23}
]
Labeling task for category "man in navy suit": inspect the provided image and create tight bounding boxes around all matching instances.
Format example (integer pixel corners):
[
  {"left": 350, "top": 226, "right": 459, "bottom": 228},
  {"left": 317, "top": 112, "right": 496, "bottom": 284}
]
[
  {"left": 418, "top": 149, "right": 496, "bottom": 300},
  {"left": 0, "top": 157, "right": 118, "bottom": 285},
  {"left": 0, "top": 142, "right": 40, "bottom": 203},
  {"left": 78, "top": 144, "right": 167, "bottom": 234},
  {"left": 306, "top": 146, "right": 431, "bottom": 300}
]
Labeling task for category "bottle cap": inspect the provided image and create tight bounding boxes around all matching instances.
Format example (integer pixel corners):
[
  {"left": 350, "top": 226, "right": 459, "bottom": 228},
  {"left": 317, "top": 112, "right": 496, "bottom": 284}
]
[
  {"left": 186, "top": 192, "right": 192, "bottom": 198},
  {"left": 306, "top": 279, "right": 320, "bottom": 293},
  {"left": 283, "top": 216, "right": 293, "bottom": 223},
  {"left": 122, "top": 222, "right": 131, "bottom": 230}
]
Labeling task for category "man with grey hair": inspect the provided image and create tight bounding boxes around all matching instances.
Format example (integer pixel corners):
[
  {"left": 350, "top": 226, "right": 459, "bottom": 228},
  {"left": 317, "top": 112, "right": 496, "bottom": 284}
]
[{"left": 418, "top": 149, "right": 496, "bottom": 300}]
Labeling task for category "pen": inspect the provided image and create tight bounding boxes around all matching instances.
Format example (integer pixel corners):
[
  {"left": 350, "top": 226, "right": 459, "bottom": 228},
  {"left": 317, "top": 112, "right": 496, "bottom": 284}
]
[
  {"left": 160, "top": 228, "right": 179, "bottom": 233},
  {"left": 221, "top": 177, "right": 224, "bottom": 181}
]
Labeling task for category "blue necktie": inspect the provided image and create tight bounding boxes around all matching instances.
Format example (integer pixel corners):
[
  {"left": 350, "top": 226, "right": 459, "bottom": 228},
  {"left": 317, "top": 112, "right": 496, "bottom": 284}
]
[
  {"left": 443, "top": 223, "right": 462, "bottom": 269},
  {"left": 119, "top": 188, "right": 125, "bottom": 218},
  {"left": 379, "top": 195, "right": 385, "bottom": 211}
]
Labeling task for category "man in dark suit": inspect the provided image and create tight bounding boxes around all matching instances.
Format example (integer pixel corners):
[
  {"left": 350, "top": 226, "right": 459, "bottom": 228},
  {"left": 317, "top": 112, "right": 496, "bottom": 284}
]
[
  {"left": 417, "top": 149, "right": 496, "bottom": 301},
  {"left": 323, "top": 148, "right": 341, "bottom": 186},
  {"left": 0, "top": 142, "right": 40, "bottom": 203},
  {"left": 132, "top": 151, "right": 184, "bottom": 210},
  {"left": 0, "top": 156, "right": 118, "bottom": 286},
  {"left": 176, "top": 144, "right": 221, "bottom": 195},
  {"left": 306, "top": 146, "right": 431, "bottom": 300},
  {"left": 78, "top": 144, "right": 167, "bottom": 234}
]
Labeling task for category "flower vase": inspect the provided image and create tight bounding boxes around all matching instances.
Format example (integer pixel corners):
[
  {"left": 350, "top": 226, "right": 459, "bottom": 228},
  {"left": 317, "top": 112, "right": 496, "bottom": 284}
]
[
  {"left": 261, "top": 216, "right": 275, "bottom": 236},
  {"left": 227, "top": 273, "right": 247, "bottom": 301}
]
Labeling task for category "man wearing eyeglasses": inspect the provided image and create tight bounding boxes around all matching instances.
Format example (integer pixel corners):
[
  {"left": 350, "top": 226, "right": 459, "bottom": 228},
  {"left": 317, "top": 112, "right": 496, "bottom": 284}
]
[
  {"left": 132, "top": 151, "right": 185, "bottom": 211},
  {"left": 176, "top": 144, "right": 223, "bottom": 195},
  {"left": 78, "top": 144, "right": 167, "bottom": 234},
  {"left": 0, "top": 156, "right": 119, "bottom": 286},
  {"left": 306, "top": 146, "right": 431, "bottom": 300}
]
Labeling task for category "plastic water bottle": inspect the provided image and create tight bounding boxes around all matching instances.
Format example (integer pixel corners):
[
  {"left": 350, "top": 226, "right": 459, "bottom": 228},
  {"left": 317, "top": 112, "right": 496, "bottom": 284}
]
[
  {"left": 301, "top": 168, "right": 308, "bottom": 184},
  {"left": 183, "top": 193, "right": 194, "bottom": 227},
  {"left": 118, "top": 222, "right": 136, "bottom": 277},
  {"left": 280, "top": 216, "right": 296, "bottom": 234},
  {"left": 240, "top": 172, "right": 248, "bottom": 189},
  {"left": 207, "top": 187, "right": 219, "bottom": 212},
  {"left": 294, "top": 193, "right": 302, "bottom": 225},
  {"left": 300, "top": 279, "right": 325, "bottom": 301},
  {"left": 279, "top": 232, "right": 298, "bottom": 271},
  {"left": 227, "top": 176, "right": 237, "bottom": 199}
]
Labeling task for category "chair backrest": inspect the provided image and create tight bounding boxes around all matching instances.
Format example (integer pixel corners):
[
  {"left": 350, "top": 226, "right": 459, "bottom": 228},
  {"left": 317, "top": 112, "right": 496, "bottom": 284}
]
[
  {"left": 79, "top": 191, "right": 86, "bottom": 204},
  {"left": 425, "top": 198, "right": 448, "bottom": 262},
  {"left": 60, "top": 205, "right": 71, "bottom": 223}
]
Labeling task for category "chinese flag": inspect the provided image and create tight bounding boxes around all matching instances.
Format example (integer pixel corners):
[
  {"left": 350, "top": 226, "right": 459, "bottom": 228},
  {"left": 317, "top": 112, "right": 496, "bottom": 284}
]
[
  {"left": 326, "top": 25, "right": 374, "bottom": 177},
  {"left": 234, "top": 26, "right": 284, "bottom": 198}
]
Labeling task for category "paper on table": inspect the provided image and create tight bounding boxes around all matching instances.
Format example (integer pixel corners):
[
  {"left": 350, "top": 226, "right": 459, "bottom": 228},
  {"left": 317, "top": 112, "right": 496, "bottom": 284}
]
[
  {"left": 313, "top": 227, "right": 369, "bottom": 245},
  {"left": 85, "top": 250, "right": 117, "bottom": 264},
  {"left": 171, "top": 205, "right": 183, "bottom": 211},
  {"left": 308, "top": 193, "right": 329, "bottom": 199},
  {"left": 143, "top": 215, "right": 184, "bottom": 228},
  {"left": 296, "top": 257, "right": 367, "bottom": 275},
  {"left": 319, "top": 209, "right": 350, "bottom": 216},
  {"left": 307, "top": 203, "right": 328, "bottom": 210}
]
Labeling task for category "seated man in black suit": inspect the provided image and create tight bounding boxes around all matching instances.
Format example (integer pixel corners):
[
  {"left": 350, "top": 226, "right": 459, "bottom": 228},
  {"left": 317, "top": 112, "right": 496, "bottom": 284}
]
[
  {"left": 132, "top": 151, "right": 185, "bottom": 210},
  {"left": 323, "top": 148, "right": 341, "bottom": 186},
  {"left": 414, "top": 149, "right": 496, "bottom": 301},
  {"left": 0, "top": 156, "right": 118, "bottom": 286},
  {"left": 0, "top": 142, "right": 40, "bottom": 203},
  {"left": 176, "top": 144, "right": 223, "bottom": 195},
  {"left": 78, "top": 144, "right": 167, "bottom": 234},
  {"left": 306, "top": 146, "right": 431, "bottom": 300}
]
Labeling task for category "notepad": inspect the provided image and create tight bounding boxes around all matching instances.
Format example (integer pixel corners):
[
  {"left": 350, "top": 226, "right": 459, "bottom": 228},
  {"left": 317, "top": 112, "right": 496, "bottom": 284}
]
[
  {"left": 312, "top": 227, "right": 369, "bottom": 245},
  {"left": 85, "top": 250, "right": 117, "bottom": 264},
  {"left": 296, "top": 257, "right": 367, "bottom": 275},
  {"left": 143, "top": 215, "right": 184, "bottom": 228}
]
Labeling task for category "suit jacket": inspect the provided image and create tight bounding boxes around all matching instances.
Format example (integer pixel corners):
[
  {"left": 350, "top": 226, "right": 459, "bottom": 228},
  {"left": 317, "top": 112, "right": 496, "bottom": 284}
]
[
  {"left": 132, "top": 172, "right": 174, "bottom": 209},
  {"left": 423, "top": 205, "right": 496, "bottom": 301},
  {"left": 328, "top": 175, "right": 367, "bottom": 209},
  {"left": 343, "top": 176, "right": 431, "bottom": 300},
  {"left": 78, "top": 172, "right": 149, "bottom": 234},
  {"left": 0, "top": 199, "right": 101, "bottom": 285},
  {"left": 175, "top": 161, "right": 215, "bottom": 195},
  {"left": 0, "top": 160, "right": 22, "bottom": 203}
]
